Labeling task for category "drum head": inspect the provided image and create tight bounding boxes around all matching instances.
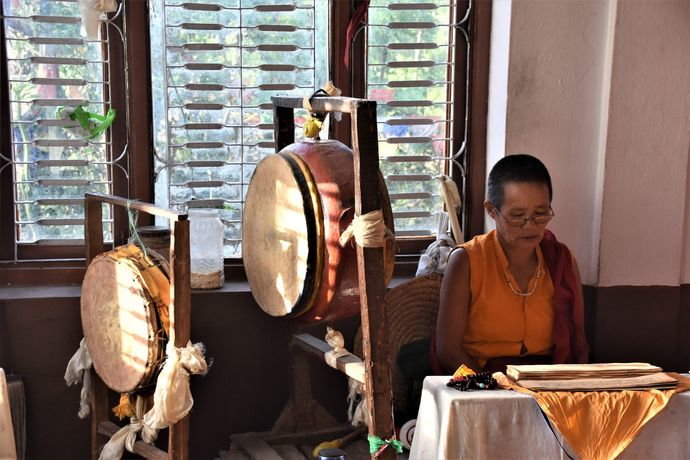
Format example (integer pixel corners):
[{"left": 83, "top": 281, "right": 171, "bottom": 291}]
[
  {"left": 243, "top": 153, "right": 324, "bottom": 317},
  {"left": 81, "top": 246, "right": 159, "bottom": 393}
]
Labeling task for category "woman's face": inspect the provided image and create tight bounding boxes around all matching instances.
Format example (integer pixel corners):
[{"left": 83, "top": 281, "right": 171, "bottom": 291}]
[{"left": 485, "top": 181, "right": 552, "bottom": 249}]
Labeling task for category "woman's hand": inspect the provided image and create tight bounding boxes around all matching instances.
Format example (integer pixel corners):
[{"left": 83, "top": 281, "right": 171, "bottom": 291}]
[{"left": 435, "top": 247, "right": 479, "bottom": 373}]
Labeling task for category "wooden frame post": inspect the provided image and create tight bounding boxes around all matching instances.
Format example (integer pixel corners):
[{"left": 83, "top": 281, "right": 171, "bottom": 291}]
[
  {"left": 168, "top": 217, "right": 191, "bottom": 459},
  {"left": 351, "top": 101, "right": 396, "bottom": 460}
]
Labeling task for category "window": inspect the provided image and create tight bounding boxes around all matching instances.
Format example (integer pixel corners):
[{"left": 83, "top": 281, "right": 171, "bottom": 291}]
[
  {"left": 149, "top": 0, "right": 328, "bottom": 257},
  {"left": 1, "top": 0, "right": 121, "bottom": 260},
  {"left": 366, "top": 0, "right": 465, "bottom": 238},
  {"left": 0, "top": 0, "right": 490, "bottom": 277}
]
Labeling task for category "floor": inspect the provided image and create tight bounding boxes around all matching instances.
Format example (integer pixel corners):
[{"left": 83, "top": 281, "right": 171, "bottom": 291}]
[{"left": 219, "top": 437, "right": 410, "bottom": 459}]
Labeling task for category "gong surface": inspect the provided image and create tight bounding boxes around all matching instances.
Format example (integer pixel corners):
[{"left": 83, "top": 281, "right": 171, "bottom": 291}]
[{"left": 243, "top": 153, "right": 323, "bottom": 317}]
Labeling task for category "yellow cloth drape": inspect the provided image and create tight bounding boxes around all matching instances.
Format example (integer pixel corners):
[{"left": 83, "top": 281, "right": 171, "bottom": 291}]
[{"left": 497, "top": 373, "right": 690, "bottom": 460}]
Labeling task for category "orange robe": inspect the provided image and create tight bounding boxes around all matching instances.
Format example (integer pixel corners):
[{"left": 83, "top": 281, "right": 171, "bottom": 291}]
[{"left": 462, "top": 230, "right": 554, "bottom": 367}]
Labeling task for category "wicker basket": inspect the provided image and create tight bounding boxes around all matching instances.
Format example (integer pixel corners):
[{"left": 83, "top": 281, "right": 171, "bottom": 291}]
[{"left": 354, "top": 273, "right": 443, "bottom": 413}]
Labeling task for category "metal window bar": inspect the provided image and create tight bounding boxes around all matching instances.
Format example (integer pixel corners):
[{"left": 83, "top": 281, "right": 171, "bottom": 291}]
[
  {"left": 1, "top": 2, "right": 127, "bottom": 258},
  {"left": 365, "top": 0, "right": 469, "bottom": 238},
  {"left": 155, "top": 0, "right": 324, "bottom": 258}
]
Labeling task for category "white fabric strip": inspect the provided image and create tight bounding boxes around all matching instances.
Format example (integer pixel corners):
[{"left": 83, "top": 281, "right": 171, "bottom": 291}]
[
  {"left": 68, "top": 340, "right": 208, "bottom": 459},
  {"left": 339, "top": 209, "right": 389, "bottom": 248},
  {"left": 99, "top": 395, "right": 146, "bottom": 460},
  {"left": 437, "top": 175, "right": 463, "bottom": 244},
  {"left": 141, "top": 342, "right": 209, "bottom": 443},
  {"left": 64, "top": 338, "right": 93, "bottom": 419},
  {"left": 78, "top": 0, "right": 118, "bottom": 39}
]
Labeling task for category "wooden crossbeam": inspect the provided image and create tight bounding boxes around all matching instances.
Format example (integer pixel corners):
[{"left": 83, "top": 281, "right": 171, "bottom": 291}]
[
  {"left": 98, "top": 422, "right": 167, "bottom": 460},
  {"left": 292, "top": 333, "right": 365, "bottom": 384},
  {"left": 261, "top": 424, "right": 355, "bottom": 446},
  {"left": 231, "top": 432, "right": 283, "bottom": 460},
  {"left": 270, "top": 95, "right": 365, "bottom": 115}
]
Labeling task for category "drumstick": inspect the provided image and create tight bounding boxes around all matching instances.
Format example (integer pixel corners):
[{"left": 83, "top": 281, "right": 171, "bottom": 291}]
[{"left": 312, "top": 426, "right": 367, "bottom": 457}]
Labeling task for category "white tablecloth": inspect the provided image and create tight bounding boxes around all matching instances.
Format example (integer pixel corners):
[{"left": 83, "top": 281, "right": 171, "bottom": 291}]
[{"left": 409, "top": 375, "right": 690, "bottom": 460}]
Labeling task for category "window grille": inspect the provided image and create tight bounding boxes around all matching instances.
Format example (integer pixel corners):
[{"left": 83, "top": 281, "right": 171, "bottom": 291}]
[
  {"left": 150, "top": 0, "right": 328, "bottom": 258},
  {"left": 366, "top": 0, "right": 468, "bottom": 237},
  {"left": 1, "top": 0, "right": 121, "bottom": 258}
]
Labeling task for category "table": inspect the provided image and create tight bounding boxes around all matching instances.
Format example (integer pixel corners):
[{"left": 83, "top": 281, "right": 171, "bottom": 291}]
[{"left": 409, "top": 376, "right": 690, "bottom": 459}]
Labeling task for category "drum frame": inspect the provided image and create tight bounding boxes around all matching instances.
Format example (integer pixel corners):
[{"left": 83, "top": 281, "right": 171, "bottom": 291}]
[
  {"left": 271, "top": 96, "right": 396, "bottom": 460},
  {"left": 83, "top": 192, "right": 191, "bottom": 460}
]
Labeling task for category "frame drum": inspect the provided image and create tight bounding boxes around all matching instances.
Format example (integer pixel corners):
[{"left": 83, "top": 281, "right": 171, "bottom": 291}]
[
  {"left": 81, "top": 244, "right": 170, "bottom": 393},
  {"left": 243, "top": 139, "right": 395, "bottom": 324}
]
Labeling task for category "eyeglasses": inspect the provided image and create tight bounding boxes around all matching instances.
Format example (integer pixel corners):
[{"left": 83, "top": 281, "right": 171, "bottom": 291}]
[{"left": 493, "top": 207, "right": 555, "bottom": 227}]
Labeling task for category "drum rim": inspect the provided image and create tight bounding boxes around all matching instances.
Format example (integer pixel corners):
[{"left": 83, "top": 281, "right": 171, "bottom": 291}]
[
  {"left": 126, "top": 247, "right": 169, "bottom": 389},
  {"left": 277, "top": 152, "right": 325, "bottom": 317},
  {"left": 81, "top": 245, "right": 166, "bottom": 393}
]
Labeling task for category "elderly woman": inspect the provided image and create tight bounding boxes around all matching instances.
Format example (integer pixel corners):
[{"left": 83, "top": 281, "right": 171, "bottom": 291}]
[{"left": 435, "top": 154, "right": 589, "bottom": 374}]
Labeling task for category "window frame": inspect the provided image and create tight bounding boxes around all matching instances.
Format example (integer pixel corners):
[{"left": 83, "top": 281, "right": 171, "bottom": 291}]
[
  {"left": 337, "top": 0, "right": 491, "bottom": 258},
  {"left": 0, "top": 0, "right": 491, "bottom": 284}
]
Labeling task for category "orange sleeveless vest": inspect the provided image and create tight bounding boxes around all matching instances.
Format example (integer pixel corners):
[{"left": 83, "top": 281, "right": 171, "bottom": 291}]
[{"left": 462, "top": 230, "right": 554, "bottom": 365}]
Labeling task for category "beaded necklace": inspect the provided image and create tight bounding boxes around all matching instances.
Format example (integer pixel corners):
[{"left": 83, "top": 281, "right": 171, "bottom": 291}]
[{"left": 506, "top": 265, "right": 543, "bottom": 297}]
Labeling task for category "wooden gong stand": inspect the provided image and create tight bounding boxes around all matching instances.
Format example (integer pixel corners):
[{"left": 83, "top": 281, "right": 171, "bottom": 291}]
[
  {"left": 270, "top": 96, "right": 396, "bottom": 460},
  {"left": 83, "top": 192, "right": 191, "bottom": 460}
]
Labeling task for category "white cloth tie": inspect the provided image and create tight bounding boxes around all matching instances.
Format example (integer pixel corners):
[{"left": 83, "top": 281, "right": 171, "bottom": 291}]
[
  {"left": 416, "top": 212, "right": 456, "bottom": 276},
  {"left": 68, "top": 340, "right": 208, "bottom": 459},
  {"left": 78, "top": 0, "right": 118, "bottom": 39},
  {"left": 64, "top": 338, "right": 93, "bottom": 419},
  {"left": 437, "top": 175, "right": 463, "bottom": 244},
  {"left": 99, "top": 395, "right": 146, "bottom": 460},
  {"left": 339, "top": 210, "right": 389, "bottom": 248},
  {"left": 141, "top": 341, "right": 209, "bottom": 443},
  {"left": 347, "top": 378, "right": 369, "bottom": 427},
  {"left": 302, "top": 81, "right": 342, "bottom": 113},
  {"left": 323, "top": 328, "right": 370, "bottom": 428}
]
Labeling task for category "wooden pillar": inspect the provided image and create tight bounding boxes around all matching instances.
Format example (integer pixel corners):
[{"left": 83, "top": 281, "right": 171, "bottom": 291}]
[
  {"left": 168, "top": 217, "right": 191, "bottom": 459},
  {"left": 273, "top": 105, "right": 295, "bottom": 152},
  {"left": 351, "top": 101, "right": 396, "bottom": 459}
]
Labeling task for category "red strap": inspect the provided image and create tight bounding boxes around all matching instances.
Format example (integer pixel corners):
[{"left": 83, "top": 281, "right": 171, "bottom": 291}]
[
  {"left": 344, "top": 0, "right": 370, "bottom": 69},
  {"left": 540, "top": 230, "right": 590, "bottom": 363}
]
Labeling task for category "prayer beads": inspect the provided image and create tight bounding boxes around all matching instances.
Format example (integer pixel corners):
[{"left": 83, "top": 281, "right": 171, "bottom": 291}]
[{"left": 446, "top": 371, "right": 498, "bottom": 391}]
